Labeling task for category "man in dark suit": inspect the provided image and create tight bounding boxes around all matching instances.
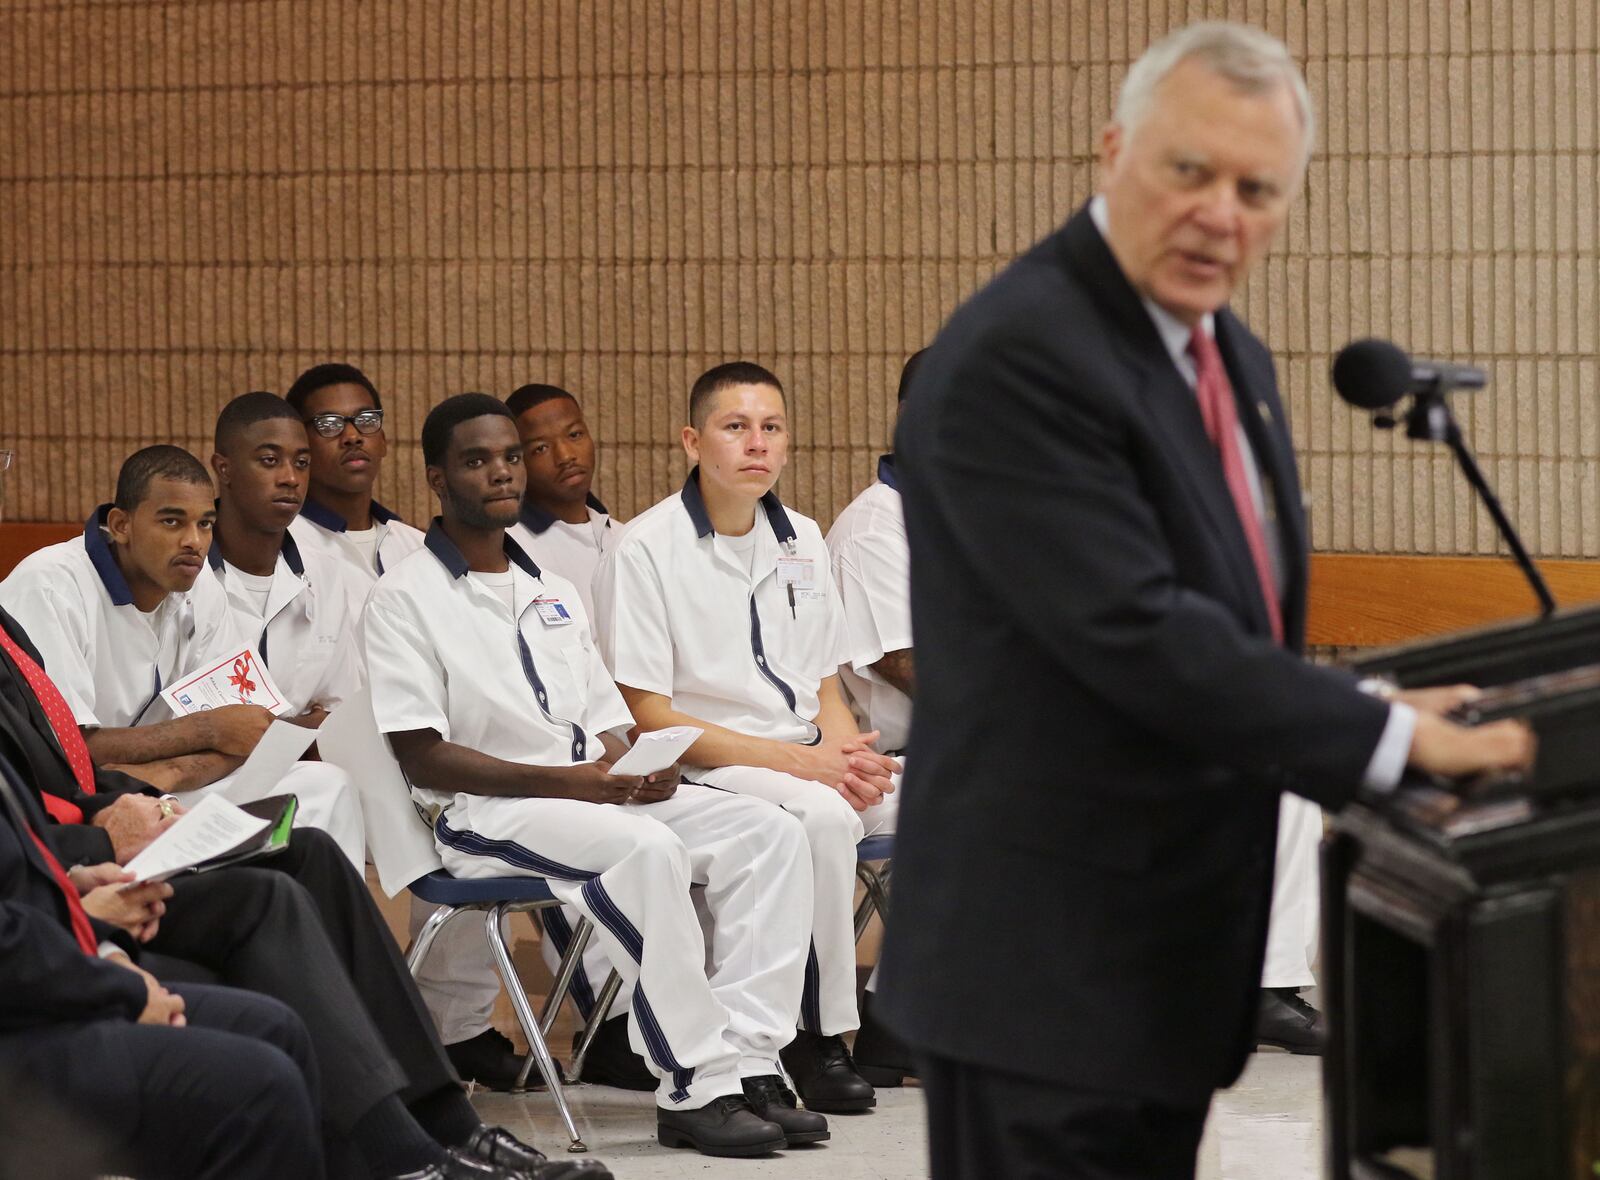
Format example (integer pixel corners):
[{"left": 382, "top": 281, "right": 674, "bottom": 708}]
[
  {"left": 0, "top": 747, "right": 327, "bottom": 1180},
  {"left": 877, "top": 21, "right": 1534, "bottom": 1179}
]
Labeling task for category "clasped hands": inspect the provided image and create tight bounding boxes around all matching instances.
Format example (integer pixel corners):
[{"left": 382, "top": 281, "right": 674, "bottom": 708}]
[
  {"left": 797, "top": 731, "right": 901, "bottom": 813},
  {"left": 67, "top": 861, "right": 173, "bottom": 943}
]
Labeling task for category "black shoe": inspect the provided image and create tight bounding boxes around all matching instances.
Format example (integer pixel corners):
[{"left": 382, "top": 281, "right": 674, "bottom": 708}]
[
  {"left": 572, "top": 1015, "right": 656, "bottom": 1091},
  {"left": 389, "top": 1145, "right": 537, "bottom": 1179},
  {"left": 656, "top": 1094, "right": 788, "bottom": 1158},
  {"left": 445, "top": 1028, "right": 529, "bottom": 1092},
  {"left": 1256, "top": 987, "right": 1326, "bottom": 1056},
  {"left": 852, "top": 991, "right": 916, "bottom": 1088},
  {"left": 780, "top": 1030, "right": 877, "bottom": 1112},
  {"left": 742, "top": 1074, "right": 830, "bottom": 1145},
  {"left": 464, "top": 1125, "right": 614, "bottom": 1179}
]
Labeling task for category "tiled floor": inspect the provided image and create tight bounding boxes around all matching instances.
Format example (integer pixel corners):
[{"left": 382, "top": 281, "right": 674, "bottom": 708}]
[{"left": 474, "top": 1049, "right": 1323, "bottom": 1179}]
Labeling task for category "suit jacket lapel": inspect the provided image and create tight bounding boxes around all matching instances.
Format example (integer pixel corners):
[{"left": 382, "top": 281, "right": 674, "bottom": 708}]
[{"left": 1057, "top": 210, "right": 1278, "bottom": 632}]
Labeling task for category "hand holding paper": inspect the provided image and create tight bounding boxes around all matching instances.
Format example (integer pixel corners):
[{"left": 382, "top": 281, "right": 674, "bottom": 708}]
[
  {"left": 607, "top": 726, "right": 703, "bottom": 777},
  {"left": 122, "top": 795, "right": 272, "bottom": 884}
]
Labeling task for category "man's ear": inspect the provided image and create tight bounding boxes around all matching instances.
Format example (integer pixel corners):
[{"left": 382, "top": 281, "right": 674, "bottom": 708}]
[
  {"left": 105, "top": 505, "right": 133, "bottom": 547},
  {"left": 680, "top": 424, "right": 700, "bottom": 463},
  {"left": 425, "top": 465, "right": 446, "bottom": 500},
  {"left": 1098, "top": 121, "right": 1123, "bottom": 179},
  {"left": 209, "top": 451, "right": 230, "bottom": 487}
]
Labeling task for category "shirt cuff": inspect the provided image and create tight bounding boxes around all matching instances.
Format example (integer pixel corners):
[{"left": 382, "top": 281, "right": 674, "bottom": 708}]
[
  {"left": 97, "top": 941, "right": 124, "bottom": 959},
  {"left": 1361, "top": 702, "right": 1416, "bottom": 793}
]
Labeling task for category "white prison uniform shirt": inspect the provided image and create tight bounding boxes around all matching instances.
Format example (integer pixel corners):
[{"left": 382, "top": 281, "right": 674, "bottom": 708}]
[
  {"left": 0, "top": 508, "right": 236, "bottom": 729},
  {"left": 364, "top": 524, "right": 812, "bottom": 1104},
  {"left": 203, "top": 533, "right": 366, "bottom": 866},
  {"left": 594, "top": 471, "right": 875, "bottom": 1035},
  {"left": 289, "top": 497, "right": 425, "bottom": 618},
  {"left": 825, "top": 458, "right": 913, "bottom": 756},
  {"left": 508, "top": 494, "right": 613, "bottom": 622}
]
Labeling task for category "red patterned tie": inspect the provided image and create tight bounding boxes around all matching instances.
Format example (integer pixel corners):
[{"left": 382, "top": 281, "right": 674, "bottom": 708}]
[
  {"left": 0, "top": 626, "right": 96, "bottom": 823},
  {"left": 1188, "top": 326, "right": 1284, "bottom": 645},
  {"left": 29, "top": 826, "right": 99, "bottom": 954}
]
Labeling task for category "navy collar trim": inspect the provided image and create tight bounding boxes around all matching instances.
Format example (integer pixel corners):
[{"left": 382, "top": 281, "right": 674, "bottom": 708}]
[
  {"left": 424, "top": 519, "right": 543, "bottom": 581},
  {"left": 299, "top": 497, "right": 403, "bottom": 533},
  {"left": 679, "top": 467, "right": 796, "bottom": 544},
  {"left": 83, "top": 505, "right": 135, "bottom": 607},
  {"left": 207, "top": 528, "right": 305, "bottom": 578},
  {"left": 876, "top": 454, "right": 898, "bottom": 490},
  {"left": 518, "top": 491, "right": 609, "bottom": 536}
]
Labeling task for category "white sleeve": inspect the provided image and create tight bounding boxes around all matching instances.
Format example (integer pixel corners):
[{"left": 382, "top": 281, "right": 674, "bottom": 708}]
[
  {"left": 0, "top": 577, "right": 102, "bottom": 726},
  {"left": 815, "top": 560, "right": 853, "bottom": 681},
  {"left": 596, "top": 542, "right": 678, "bottom": 697},
  {"left": 362, "top": 594, "right": 452, "bottom": 739},
  {"left": 831, "top": 530, "right": 913, "bottom": 673}
]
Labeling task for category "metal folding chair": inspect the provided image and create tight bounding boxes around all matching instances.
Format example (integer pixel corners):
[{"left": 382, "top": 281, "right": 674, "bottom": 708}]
[
  {"left": 406, "top": 869, "right": 606, "bottom": 1153},
  {"left": 853, "top": 832, "right": 894, "bottom": 940}
]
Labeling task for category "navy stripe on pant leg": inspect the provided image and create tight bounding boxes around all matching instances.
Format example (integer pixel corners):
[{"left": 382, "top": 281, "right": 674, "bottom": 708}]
[
  {"left": 538, "top": 908, "right": 597, "bottom": 1018},
  {"left": 801, "top": 941, "right": 822, "bottom": 1032},
  {"left": 633, "top": 987, "right": 695, "bottom": 1103},
  {"left": 435, "top": 814, "right": 598, "bottom": 882}
]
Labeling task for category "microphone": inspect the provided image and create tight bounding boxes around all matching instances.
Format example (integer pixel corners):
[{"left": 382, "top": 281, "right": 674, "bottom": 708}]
[
  {"left": 1331, "top": 338, "right": 1487, "bottom": 410},
  {"left": 1328, "top": 337, "right": 1555, "bottom": 617}
]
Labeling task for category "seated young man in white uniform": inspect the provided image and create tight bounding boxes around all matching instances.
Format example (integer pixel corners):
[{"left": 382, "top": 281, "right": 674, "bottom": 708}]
[
  {"left": 285, "top": 363, "right": 426, "bottom": 611},
  {"left": 204, "top": 392, "right": 367, "bottom": 864},
  {"left": 286, "top": 363, "right": 518, "bottom": 1088},
  {"left": 364, "top": 394, "right": 828, "bottom": 1158},
  {"left": 504, "top": 381, "right": 654, "bottom": 1091},
  {"left": 0, "top": 446, "right": 361, "bottom": 864},
  {"left": 823, "top": 349, "right": 923, "bottom": 1089},
  {"left": 594, "top": 363, "right": 901, "bottom": 1114}
]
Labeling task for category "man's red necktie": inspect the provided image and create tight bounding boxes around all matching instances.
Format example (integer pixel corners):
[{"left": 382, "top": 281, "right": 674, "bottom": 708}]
[
  {"left": 1188, "top": 326, "right": 1284, "bottom": 645},
  {"left": 0, "top": 626, "right": 96, "bottom": 823}
]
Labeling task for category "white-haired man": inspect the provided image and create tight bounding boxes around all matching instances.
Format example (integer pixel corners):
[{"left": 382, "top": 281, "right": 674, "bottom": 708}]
[{"left": 878, "top": 22, "right": 1533, "bottom": 1179}]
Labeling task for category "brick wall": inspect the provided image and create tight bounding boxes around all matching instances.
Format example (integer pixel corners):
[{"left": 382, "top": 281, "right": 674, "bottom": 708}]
[{"left": 2, "top": 1, "right": 1597, "bottom": 556}]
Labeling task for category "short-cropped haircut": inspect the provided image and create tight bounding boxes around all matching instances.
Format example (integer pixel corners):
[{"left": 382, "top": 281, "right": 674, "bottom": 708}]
[
  {"left": 422, "top": 393, "right": 515, "bottom": 466},
  {"left": 689, "top": 362, "right": 785, "bottom": 429},
  {"left": 214, "top": 391, "right": 302, "bottom": 455},
  {"left": 285, "top": 363, "right": 382, "bottom": 415},
  {"left": 505, "top": 383, "right": 577, "bottom": 419},
  {"left": 113, "top": 445, "right": 212, "bottom": 512}
]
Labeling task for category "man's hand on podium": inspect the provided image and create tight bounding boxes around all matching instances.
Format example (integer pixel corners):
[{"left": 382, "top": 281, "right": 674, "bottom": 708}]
[
  {"left": 1393, "top": 683, "right": 1481, "bottom": 715},
  {"left": 1407, "top": 709, "right": 1536, "bottom": 782}
]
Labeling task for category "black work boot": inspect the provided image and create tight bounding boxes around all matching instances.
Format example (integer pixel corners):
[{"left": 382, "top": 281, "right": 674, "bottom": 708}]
[
  {"left": 780, "top": 1030, "right": 876, "bottom": 1112},
  {"left": 741, "top": 1075, "right": 830, "bottom": 1145},
  {"left": 656, "top": 1095, "right": 787, "bottom": 1157}
]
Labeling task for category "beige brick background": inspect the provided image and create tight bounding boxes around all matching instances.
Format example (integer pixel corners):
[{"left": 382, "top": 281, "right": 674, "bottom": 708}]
[{"left": 2, "top": 0, "right": 1598, "bottom": 556}]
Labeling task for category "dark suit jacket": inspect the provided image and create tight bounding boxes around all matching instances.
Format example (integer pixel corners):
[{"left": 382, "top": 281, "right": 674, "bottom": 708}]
[
  {"left": 0, "top": 750, "right": 147, "bottom": 1034},
  {"left": 0, "top": 607, "right": 155, "bottom": 866},
  {"left": 877, "top": 205, "right": 1392, "bottom": 1107}
]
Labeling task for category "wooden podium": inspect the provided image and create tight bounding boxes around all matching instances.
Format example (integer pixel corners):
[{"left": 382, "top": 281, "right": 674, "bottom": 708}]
[{"left": 1322, "top": 797, "right": 1600, "bottom": 1179}]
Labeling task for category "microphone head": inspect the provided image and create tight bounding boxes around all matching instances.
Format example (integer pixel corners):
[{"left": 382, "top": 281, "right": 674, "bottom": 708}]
[{"left": 1331, "top": 338, "right": 1413, "bottom": 410}]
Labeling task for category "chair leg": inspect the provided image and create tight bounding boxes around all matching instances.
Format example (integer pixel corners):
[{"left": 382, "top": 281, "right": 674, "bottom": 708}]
[
  {"left": 405, "top": 903, "right": 459, "bottom": 974},
  {"left": 484, "top": 906, "right": 587, "bottom": 1153},
  {"left": 567, "top": 969, "right": 623, "bottom": 1082},
  {"left": 539, "top": 915, "right": 595, "bottom": 1036},
  {"left": 853, "top": 880, "right": 878, "bottom": 941}
]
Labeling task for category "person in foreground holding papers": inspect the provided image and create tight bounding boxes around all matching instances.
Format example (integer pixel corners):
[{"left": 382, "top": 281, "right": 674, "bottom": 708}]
[
  {"left": 0, "top": 748, "right": 326, "bottom": 1179},
  {"left": 0, "top": 444, "right": 362, "bottom": 865},
  {"left": 593, "top": 362, "right": 899, "bottom": 1114},
  {"left": 0, "top": 603, "right": 607, "bottom": 1180},
  {"left": 365, "top": 394, "right": 827, "bottom": 1158}
]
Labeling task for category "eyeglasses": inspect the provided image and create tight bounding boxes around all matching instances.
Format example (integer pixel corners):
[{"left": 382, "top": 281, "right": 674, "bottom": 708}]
[
  {"left": 306, "top": 409, "right": 384, "bottom": 439},
  {"left": 0, "top": 450, "right": 12, "bottom": 472}
]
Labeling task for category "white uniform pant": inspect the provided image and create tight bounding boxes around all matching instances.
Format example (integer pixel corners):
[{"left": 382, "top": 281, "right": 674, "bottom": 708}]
[
  {"left": 541, "top": 764, "right": 906, "bottom": 1030},
  {"left": 1261, "top": 793, "right": 1323, "bottom": 990},
  {"left": 434, "top": 784, "right": 813, "bottom": 1110},
  {"left": 186, "top": 760, "right": 365, "bottom": 869}
]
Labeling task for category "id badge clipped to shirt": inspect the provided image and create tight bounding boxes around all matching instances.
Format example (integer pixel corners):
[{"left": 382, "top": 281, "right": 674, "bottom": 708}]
[
  {"left": 533, "top": 597, "right": 574, "bottom": 627},
  {"left": 776, "top": 553, "right": 815, "bottom": 619}
]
